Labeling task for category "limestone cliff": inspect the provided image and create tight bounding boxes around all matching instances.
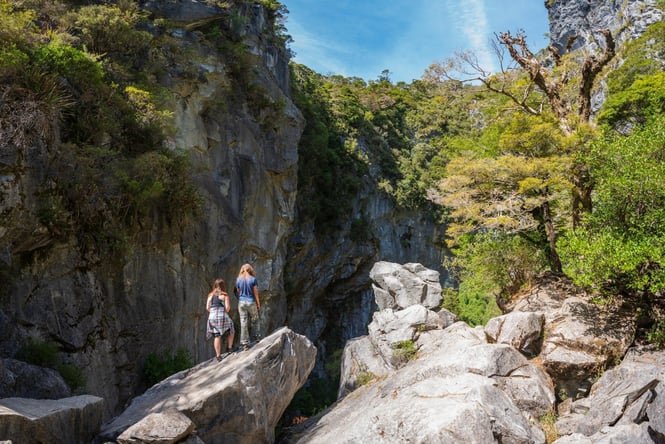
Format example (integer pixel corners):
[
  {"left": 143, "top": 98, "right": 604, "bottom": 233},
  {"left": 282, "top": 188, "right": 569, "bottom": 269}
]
[
  {"left": 1, "top": 0, "right": 303, "bottom": 418},
  {"left": 547, "top": 0, "right": 662, "bottom": 54}
]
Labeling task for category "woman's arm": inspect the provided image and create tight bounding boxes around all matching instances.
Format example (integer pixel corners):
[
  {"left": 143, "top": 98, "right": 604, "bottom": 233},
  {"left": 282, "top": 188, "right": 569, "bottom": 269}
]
[
  {"left": 223, "top": 292, "right": 231, "bottom": 313},
  {"left": 253, "top": 286, "right": 261, "bottom": 311},
  {"left": 206, "top": 294, "right": 212, "bottom": 312}
]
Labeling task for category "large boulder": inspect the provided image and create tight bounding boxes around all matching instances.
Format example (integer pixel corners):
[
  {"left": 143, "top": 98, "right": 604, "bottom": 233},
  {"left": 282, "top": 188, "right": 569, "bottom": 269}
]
[
  {"left": 369, "top": 261, "right": 443, "bottom": 310},
  {"left": 0, "top": 358, "right": 71, "bottom": 399},
  {"left": 99, "top": 327, "right": 315, "bottom": 444},
  {"left": 0, "top": 395, "right": 104, "bottom": 444},
  {"left": 291, "top": 322, "right": 553, "bottom": 443},
  {"left": 117, "top": 411, "right": 196, "bottom": 444},
  {"left": 485, "top": 311, "right": 545, "bottom": 357}
]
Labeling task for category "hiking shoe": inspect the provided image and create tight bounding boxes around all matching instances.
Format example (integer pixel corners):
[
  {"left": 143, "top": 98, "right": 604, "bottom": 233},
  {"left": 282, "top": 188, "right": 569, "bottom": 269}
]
[{"left": 216, "top": 355, "right": 223, "bottom": 362}]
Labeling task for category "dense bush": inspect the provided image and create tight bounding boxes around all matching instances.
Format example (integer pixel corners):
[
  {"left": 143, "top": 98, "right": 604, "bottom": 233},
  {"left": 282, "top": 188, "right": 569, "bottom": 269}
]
[
  {"left": 559, "top": 116, "right": 665, "bottom": 295},
  {"left": 15, "top": 338, "right": 85, "bottom": 391},
  {"left": 143, "top": 348, "right": 193, "bottom": 386}
]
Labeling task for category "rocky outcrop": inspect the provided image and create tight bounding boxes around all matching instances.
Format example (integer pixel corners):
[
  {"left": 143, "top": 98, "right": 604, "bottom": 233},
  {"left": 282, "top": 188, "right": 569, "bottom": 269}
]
[
  {"left": 547, "top": 0, "right": 663, "bottom": 54},
  {"left": 0, "top": 395, "right": 104, "bottom": 444},
  {"left": 369, "top": 261, "right": 443, "bottom": 310},
  {"left": 99, "top": 327, "right": 316, "bottom": 444},
  {"left": 284, "top": 187, "right": 448, "bottom": 381},
  {"left": 294, "top": 324, "right": 554, "bottom": 443},
  {"left": 508, "top": 275, "right": 637, "bottom": 400},
  {"left": 553, "top": 349, "right": 665, "bottom": 443},
  {"left": 284, "top": 263, "right": 664, "bottom": 444},
  {"left": 298, "top": 263, "right": 554, "bottom": 443}
]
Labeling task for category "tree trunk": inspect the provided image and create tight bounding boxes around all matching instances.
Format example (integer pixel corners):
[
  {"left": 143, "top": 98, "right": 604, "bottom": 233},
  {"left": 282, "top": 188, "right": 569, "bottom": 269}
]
[
  {"left": 578, "top": 29, "right": 616, "bottom": 122},
  {"left": 542, "top": 201, "right": 563, "bottom": 273}
]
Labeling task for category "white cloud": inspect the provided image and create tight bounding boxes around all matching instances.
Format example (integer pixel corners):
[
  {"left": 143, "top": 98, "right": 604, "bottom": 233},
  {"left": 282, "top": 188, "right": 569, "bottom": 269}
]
[
  {"left": 445, "top": 0, "right": 496, "bottom": 72},
  {"left": 288, "top": 18, "right": 353, "bottom": 77}
]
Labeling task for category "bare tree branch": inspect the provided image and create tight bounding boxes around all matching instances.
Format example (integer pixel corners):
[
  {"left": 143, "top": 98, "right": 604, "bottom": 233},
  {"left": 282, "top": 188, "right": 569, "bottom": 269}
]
[{"left": 578, "top": 29, "right": 615, "bottom": 121}]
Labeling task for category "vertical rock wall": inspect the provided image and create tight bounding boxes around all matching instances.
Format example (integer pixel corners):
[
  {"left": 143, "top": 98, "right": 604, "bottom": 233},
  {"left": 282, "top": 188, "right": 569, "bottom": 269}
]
[
  {"left": 548, "top": 0, "right": 662, "bottom": 54},
  {"left": 0, "top": 2, "right": 303, "bottom": 418}
]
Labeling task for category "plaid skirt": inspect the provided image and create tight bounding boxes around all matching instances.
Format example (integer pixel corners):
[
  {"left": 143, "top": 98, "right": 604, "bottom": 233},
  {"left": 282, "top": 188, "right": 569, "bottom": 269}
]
[{"left": 206, "top": 307, "right": 235, "bottom": 340}]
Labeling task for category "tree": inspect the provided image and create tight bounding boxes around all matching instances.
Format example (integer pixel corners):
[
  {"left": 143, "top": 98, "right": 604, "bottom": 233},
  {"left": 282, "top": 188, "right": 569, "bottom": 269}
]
[{"left": 427, "top": 28, "right": 617, "bottom": 274}]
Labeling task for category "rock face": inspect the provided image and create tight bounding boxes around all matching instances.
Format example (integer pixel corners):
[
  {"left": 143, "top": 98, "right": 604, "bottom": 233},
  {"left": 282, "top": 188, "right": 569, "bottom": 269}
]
[
  {"left": 547, "top": 0, "right": 663, "bottom": 54},
  {"left": 0, "top": 395, "right": 104, "bottom": 444},
  {"left": 99, "top": 327, "right": 316, "bottom": 444},
  {"left": 0, "top": 1, "right": 304, "bottom": 418}
]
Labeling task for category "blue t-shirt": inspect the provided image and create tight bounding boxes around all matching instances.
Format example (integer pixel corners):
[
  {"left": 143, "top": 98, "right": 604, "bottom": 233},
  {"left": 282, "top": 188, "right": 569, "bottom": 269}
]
[{"left": 236, "top": 276, "right": 257, "bottom": 302}]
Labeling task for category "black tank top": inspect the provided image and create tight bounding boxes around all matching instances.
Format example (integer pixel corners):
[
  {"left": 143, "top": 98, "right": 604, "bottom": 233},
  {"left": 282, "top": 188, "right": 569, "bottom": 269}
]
[{"left": 211, "top": 294, "right": 225, "bottom": 309}]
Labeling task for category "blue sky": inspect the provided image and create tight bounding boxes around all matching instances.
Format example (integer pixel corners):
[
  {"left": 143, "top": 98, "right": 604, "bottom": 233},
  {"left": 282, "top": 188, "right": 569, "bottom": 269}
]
[{"left": 283, "top": 0, "right": 551, "bottom": 83}]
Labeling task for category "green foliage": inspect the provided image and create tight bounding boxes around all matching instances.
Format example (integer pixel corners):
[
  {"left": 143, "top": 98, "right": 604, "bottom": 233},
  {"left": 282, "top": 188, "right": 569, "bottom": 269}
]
[
  {"left": 598, "top": 72, "right": 665, "bottom": 130},
  {"left": 647, "top": 321, "right": 665, "bottom": 349},
  {"left": 539, "top": 411, "right": 559, "bottom": 443},
  {"left": 433, "top": 150, "right": 572, "bottom": 242},
  {"left": 443, "top": 233, "right": 546, "bottom": 324},
  {"left": 32, "top": 42, "right": 104, "bottom": 86},
  {"left": 290, "top": 64, "right": 366, "bottom": 232},
  {"left": 285, "top": 376, "right": 338, "bottom": 417},
  {"left": 559, "top": 116, "right": 665, "bottom": 294},
  {"left": 143, "top": 348, "right": 193, "bottom": 386},
  {"left": 15, "top": 338, "right": 85, "bottom": 391},
  {"left": 63, "top": 2, "right": 151, "bottom": 58},
  {"left": 0, "top": 44, "right": 30, "bottom": 79},
  {"left": 48, "top": 143, "right": 200, "bottom": 256},
  {"left": 0, "top": 1, "right": 200, "bottom": 259},
  {"left": 0, "top": 0, "right": 38, "bottom": 48},
  {"left": 16, "top": 338, "right": 59, "bottom": 367},
  {"left": 605, "top": 22, "right": 665, "bottom": 94},
  {"left": 453, "top": 287, "right": 502, "bottom": 327},
  {"left": 391, "top": 339, "right": 417, "bottom": 361}
]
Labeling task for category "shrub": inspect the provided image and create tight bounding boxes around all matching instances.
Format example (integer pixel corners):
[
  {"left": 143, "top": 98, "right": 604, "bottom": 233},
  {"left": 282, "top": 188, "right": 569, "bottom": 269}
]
[
  {"left": 391, "top": 340, "right": 417, "bottom": 362},
  {"left": 64, "top": 2, "right": 151, "bottom": 58},
  {"left": 647, "top": 321, "right": 665, "bottom": 349},
  {"left": 539, "top": 411, "right": 559, "bottom": 443},
  {"left": 143, "top": 348, "right": 193, "bottom": 386},
  {"left": 15, "top": 338, "right": 85, "bottom": 391},
  {"left": 15, "top": 338, "right": 59, "bottom": 367},
  {"left": 0, "top": 44, "right": 30, "bottom": 80},
  {"left": 356, "top": 370, "right": 377, "bottom": 386}
]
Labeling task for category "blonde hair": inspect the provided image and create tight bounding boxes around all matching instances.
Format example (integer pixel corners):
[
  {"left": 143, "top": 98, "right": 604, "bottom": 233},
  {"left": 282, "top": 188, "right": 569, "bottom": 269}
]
[{"left": 238, "top": 263, "right": 255, "bottom": 278}]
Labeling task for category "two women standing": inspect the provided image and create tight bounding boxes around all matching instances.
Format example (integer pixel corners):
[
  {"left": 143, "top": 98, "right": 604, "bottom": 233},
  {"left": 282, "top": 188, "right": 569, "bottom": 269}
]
[{"left": 206, "top": 263, "right": 262, "bottom": 360}]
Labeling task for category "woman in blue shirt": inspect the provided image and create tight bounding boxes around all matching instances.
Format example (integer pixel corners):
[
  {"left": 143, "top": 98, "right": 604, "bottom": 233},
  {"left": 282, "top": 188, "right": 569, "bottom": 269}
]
[{"left": 235, "top": 263, "right": 261, "bottom": 350}]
